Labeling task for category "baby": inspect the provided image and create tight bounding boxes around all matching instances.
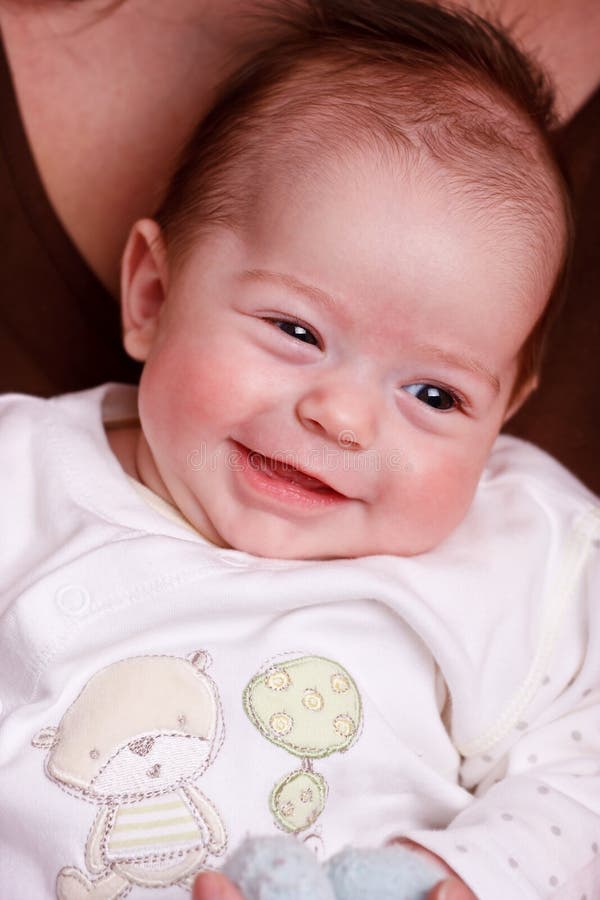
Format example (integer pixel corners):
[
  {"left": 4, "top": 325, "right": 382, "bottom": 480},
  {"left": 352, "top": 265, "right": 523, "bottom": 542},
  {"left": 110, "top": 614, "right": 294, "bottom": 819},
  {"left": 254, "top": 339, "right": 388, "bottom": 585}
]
[{"left": 1, "top": 2, "right": 599, "bottom": 899}]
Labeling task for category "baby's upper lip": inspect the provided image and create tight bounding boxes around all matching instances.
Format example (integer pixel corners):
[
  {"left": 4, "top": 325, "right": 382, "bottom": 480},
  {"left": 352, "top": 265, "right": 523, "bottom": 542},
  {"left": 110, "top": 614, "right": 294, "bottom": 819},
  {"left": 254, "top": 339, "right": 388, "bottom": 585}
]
[{"left": 234, "top": 441, "right": 350, "bottom": 498}]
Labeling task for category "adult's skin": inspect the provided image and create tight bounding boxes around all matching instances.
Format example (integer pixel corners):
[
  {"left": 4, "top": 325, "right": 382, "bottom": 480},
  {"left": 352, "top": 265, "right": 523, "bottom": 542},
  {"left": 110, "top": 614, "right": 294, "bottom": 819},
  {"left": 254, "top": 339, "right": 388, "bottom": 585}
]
[
  {"left": 0, "top": 0, "right": 271, "bottom": 297},
  {"left": 466, "top": 0, "right": 600, "bottom": 122},
  {"left": 1, "top": 0, "right": 598, "bottom": 300}
]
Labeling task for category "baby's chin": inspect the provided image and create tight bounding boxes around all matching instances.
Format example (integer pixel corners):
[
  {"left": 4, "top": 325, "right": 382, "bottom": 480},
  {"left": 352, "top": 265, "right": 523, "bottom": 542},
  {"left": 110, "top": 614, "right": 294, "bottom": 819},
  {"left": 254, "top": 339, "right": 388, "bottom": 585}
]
[
  {"left": 215, "top": 524, "right": 454, "bottom": 561},
  {"left": 198, "top": 486, "right": 475, "bottom": 561}
]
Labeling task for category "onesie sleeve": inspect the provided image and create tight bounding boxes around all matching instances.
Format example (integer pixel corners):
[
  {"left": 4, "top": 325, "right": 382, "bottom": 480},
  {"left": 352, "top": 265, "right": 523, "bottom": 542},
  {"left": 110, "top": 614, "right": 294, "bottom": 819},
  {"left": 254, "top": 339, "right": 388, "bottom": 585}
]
[{"left": 405, "top": 538, "right": 600, "bottom": 900}]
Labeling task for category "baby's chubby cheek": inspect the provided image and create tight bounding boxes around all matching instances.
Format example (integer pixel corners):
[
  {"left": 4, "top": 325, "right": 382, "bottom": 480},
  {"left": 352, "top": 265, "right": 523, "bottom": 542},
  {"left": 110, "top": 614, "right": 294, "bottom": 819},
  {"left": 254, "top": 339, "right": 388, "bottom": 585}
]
[
  {"left": 136, "top": 342, "right": 210, "bottom": 459},
  {"left": 388, "top": 443, "right": 486, "bottom": 553},
  {"left": 137, "top": 329, "right": 272, "bottom": 464}
]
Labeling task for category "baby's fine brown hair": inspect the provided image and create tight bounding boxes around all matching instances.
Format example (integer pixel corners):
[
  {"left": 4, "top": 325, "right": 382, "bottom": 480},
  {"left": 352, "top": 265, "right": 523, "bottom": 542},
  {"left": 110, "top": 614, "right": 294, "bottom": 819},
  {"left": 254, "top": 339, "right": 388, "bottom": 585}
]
[{"left": 156, "top": 0, "right": 572, "bottom": 406}]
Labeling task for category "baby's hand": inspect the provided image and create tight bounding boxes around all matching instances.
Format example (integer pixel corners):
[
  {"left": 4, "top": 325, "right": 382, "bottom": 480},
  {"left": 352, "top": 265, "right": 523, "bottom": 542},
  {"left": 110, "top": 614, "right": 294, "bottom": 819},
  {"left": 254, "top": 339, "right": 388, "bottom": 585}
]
[
  {"left": 427, "top": 879, "right": 477, "bottom": 900},
  {"left": 391, "top": 839, "right": 477, "bottom": 900},
  {"left": 192, "top": 836, "right": 477, "bottom": 900},
  {"left": 193, "top": 872, "right": 245, "bottom": 900}
]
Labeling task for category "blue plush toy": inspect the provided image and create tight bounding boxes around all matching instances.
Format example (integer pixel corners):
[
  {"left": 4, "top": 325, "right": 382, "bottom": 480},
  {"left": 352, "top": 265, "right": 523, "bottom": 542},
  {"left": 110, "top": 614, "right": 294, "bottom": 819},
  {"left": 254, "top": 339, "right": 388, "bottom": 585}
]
[{"left": 222, "top": 835, "right": 445, "bottom": 900}]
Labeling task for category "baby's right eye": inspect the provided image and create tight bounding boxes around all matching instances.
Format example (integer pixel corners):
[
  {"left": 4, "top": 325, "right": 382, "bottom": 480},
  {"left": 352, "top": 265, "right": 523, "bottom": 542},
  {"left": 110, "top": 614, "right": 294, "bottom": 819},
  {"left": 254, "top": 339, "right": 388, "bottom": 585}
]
[{"left": 266, "top": 319, "right": 320, "bottom": 348}]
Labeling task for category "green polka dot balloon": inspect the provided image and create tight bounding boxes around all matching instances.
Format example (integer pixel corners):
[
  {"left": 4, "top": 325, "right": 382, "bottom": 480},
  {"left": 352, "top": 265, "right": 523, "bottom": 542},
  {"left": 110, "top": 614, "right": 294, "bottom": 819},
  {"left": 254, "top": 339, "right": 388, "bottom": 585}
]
[
  {"left": 243, "top": 656, "right": 362, "bottom": 833},
  {"left": 271, "top": 769, "right": 327, "bottom": 832},
  {"left": 243, "top": 656, "right": 362, "bottom": 758}
]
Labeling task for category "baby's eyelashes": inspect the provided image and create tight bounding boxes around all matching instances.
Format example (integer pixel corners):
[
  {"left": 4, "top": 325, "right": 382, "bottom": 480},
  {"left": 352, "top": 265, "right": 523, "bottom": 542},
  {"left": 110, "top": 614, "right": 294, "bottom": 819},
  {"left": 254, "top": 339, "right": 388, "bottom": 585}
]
[
  {"left": 265, "top": 317, "right": 321, "bottom": 348},
  {"left": 402, "top": 383, "right": 462, "bottom": 411}
]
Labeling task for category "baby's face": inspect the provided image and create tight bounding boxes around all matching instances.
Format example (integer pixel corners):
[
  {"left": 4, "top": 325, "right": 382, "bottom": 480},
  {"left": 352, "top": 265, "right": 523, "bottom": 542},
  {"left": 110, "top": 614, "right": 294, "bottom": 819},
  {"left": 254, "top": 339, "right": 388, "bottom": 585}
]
[{"left": 124, "top": 153, "right": 555, "bottom": 559}]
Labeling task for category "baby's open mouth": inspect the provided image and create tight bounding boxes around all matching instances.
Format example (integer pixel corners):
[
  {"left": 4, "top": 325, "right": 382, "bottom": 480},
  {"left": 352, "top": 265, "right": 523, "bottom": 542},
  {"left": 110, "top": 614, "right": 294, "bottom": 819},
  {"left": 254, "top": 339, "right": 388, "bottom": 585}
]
[
  {"left": 254, "top": 453, "right": 332, "bottom": 491},
  {"left": 243, "top": 446, "right": 338, "bottom": 494}
]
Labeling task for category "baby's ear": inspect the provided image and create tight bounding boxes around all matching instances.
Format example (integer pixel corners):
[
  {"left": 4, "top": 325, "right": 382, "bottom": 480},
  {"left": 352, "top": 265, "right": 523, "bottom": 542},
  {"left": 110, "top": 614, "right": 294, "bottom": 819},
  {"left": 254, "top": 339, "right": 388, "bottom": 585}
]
[
  {"left": 503, "top": 372, "right": 540, "bottom": 423},
  {"left": 121, "top": 219, "right": 169, "bottom": 362}
]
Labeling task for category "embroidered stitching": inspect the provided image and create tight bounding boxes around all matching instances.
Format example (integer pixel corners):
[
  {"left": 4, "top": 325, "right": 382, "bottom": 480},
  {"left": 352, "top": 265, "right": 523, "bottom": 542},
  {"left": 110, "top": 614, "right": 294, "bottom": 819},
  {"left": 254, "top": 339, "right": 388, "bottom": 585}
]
[
  {"left": 33, "top": 651, "right": 229, "bottom": 898},
  {"left": 270, "top": 768, "right": 328, "bottom": 833},
  {"left": 243, "top": 655, "right": 362, "bottom": 834}
]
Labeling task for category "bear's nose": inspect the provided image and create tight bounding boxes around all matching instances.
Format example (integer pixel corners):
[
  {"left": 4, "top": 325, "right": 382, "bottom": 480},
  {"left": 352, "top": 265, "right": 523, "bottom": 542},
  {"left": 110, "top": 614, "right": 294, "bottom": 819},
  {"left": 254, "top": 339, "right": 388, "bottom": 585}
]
[{"left": 128, "top": 736, "right": 155, "bottom": 756}]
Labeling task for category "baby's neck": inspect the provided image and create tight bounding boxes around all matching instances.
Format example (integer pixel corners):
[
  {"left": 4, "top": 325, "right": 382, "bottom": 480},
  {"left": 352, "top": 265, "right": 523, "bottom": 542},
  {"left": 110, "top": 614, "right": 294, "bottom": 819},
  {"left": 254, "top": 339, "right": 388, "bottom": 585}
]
[
  {"left": 105, "top": 422, "right": 223, "bottom": 546},
  {"left": 106, "top": 422, "right": 184, "bottom": 516},
  {"left": 105, "top": 423, "right": 143, "bottom": 481}
]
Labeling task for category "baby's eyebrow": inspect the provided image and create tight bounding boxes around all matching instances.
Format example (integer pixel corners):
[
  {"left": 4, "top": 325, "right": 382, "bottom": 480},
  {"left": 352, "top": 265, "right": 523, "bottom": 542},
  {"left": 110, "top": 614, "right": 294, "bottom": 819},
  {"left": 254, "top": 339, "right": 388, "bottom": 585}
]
[
  {"left": 415, "top": 343, "right": 501, "bottom": 395},
  {"left": 240, "top": 269, "right": 338, "bottom": 313}
]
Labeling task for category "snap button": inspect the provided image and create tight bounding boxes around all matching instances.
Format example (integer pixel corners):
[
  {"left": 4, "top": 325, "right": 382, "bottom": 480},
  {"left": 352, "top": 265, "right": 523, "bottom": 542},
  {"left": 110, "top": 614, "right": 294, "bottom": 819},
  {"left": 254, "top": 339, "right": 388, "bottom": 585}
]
[{"left": 55, "top": 585, "right": 91, "bottom": 616}]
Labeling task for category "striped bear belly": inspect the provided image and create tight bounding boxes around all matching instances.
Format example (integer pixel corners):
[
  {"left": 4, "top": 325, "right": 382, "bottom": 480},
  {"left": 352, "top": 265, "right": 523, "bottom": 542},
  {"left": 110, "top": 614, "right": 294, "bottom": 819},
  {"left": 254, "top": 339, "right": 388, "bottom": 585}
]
[{"left": 107, "top": 792, "right": 204, "bottom": 860}]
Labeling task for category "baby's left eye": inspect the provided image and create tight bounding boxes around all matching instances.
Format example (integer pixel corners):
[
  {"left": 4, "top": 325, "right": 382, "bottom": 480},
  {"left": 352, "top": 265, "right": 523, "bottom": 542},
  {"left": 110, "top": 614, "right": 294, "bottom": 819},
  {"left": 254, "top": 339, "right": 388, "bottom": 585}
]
[{"left": 403, "top": 383, "right": 458, "bottom": 411}]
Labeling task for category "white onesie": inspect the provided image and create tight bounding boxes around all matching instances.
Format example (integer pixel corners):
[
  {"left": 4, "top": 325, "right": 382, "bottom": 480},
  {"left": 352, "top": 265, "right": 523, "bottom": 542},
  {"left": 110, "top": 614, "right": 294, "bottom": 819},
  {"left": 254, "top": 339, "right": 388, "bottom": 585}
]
[{"left": 0, "top": 383, "right": 598, "bottom": 900}]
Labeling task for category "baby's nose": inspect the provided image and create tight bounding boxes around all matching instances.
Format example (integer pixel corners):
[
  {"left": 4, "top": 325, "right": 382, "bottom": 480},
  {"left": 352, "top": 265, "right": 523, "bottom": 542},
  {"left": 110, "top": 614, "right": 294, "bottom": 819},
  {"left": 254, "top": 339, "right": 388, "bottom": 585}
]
[{"left": 295, "top": 378, "right": 378, "bottom": 450}]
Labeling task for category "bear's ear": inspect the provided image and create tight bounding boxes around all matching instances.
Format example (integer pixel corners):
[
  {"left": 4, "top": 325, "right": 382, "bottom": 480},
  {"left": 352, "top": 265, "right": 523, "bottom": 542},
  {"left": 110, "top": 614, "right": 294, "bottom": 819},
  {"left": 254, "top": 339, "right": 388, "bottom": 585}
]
[
  {"left": 189, "top": 650, "right": 212, "bottom": 672},
  {"left": 32, "top": 726, "right": 59, "bottom": 750}
]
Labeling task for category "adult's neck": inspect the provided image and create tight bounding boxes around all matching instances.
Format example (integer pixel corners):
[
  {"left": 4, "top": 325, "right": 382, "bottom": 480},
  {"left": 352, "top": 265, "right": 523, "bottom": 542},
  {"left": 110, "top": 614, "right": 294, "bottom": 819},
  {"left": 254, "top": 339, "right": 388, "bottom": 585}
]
[{"left": 0, "top": 0, "right": 261, "bottom": 295}]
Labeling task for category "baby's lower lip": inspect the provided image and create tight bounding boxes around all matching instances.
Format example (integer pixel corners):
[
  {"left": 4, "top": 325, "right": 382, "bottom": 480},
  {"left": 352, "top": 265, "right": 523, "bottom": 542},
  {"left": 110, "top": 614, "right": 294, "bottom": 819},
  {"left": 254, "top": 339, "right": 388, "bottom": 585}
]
[{"left": 231, "top": 442, "right": 347, "bottom": 509}]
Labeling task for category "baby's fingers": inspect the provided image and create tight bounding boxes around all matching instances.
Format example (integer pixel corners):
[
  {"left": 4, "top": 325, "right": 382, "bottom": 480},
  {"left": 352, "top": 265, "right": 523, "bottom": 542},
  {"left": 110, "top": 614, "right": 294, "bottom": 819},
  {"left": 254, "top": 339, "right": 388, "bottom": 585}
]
[
  {"left": 193, "top": 871, "right": 245, "bottom": 900},
  {"left": 427, "top": 875, "right": 478, "bottom": 900}
]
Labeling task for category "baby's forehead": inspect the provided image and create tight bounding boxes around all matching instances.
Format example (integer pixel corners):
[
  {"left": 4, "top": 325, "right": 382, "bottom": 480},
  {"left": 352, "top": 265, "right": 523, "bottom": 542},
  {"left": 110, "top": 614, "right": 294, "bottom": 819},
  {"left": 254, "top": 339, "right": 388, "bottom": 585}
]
[
  {"left": 262, "top": 104, "right": 565, "bottom": 273},
  {"left": 165, "top": 49, "right": 569, "bottom": 315},
  {"left": 238, "top": 62, "right": 564, "bottom": 238}
]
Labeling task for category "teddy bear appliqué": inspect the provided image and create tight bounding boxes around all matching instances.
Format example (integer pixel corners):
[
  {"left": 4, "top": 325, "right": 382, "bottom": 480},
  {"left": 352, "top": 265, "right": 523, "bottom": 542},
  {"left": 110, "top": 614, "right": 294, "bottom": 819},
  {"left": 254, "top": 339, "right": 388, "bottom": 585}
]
[{"left": 33, "top": 651, "right": 226, "bottom": 899}]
